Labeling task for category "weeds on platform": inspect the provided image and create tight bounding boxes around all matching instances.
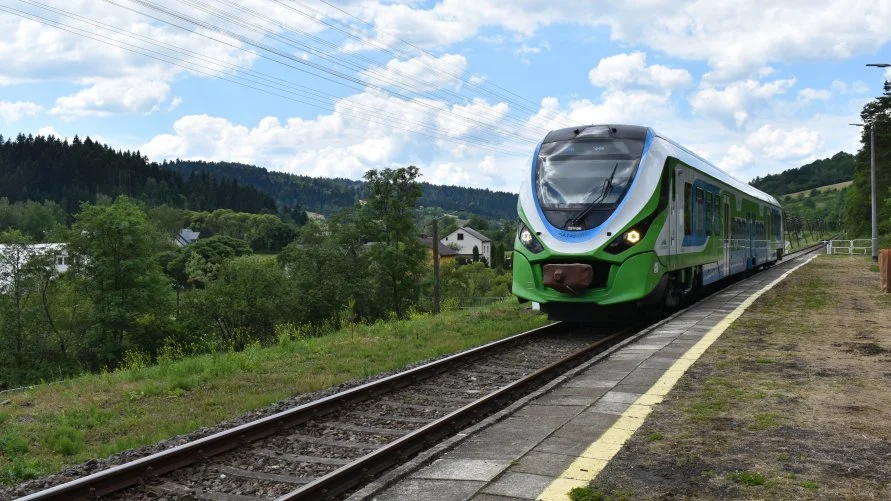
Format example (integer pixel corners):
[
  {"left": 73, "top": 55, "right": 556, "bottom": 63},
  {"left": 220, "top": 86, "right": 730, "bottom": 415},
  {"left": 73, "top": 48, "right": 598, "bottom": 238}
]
[{"left": 727, "top": 470, "right": 766, "bottom": 486}]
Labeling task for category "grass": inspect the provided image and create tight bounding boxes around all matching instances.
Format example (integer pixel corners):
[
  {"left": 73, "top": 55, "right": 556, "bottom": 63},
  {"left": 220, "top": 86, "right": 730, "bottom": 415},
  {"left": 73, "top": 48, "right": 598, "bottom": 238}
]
[
  {"left": 645, "top": 432, "right": 664, "bottom": 441},
  {"left": 727, "top": 470, "right": 767, "bottom": 486},
  {"left": 588, "top": 256, "right": 891, "bottom": 499},
  {"left": 569, "top": 487, "right": 604, "bottom": 501},
  {"left": 0, "top": 300, "right": 548, "bottom": 485},
  {"left": 783, "top": 181, "right": 852, "bottom": 199}
]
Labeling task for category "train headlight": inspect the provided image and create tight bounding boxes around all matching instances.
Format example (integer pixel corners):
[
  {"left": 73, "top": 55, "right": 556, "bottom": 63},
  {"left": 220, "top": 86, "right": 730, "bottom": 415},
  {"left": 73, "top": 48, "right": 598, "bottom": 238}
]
[
  {"left": 624, "top": 229, "right": 641, "bottom": 244},
  {"left": 517, "top": 222, "right": 544, "bottom": 253}
]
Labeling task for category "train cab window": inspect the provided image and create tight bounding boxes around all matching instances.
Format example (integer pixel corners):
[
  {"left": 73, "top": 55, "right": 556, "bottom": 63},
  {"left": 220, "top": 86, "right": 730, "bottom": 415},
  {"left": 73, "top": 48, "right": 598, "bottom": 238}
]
[
  {"left": 705, "top": 192, "right": 713, "bottom": 235},
  {"left": 684, "top": 183, "right": 692, "bottom": 236},
  {"left": 695, "top": 188, "right": 704, "bottom": 235}
]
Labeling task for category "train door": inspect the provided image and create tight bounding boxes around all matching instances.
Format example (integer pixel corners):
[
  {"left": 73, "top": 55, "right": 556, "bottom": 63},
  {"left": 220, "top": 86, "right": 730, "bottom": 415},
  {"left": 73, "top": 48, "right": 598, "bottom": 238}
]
[
  {"left": 668, "top": 166, "right": 678, "bottom": 270},
  {"left": 723, "top": 195, "right": 730, "bottom": 276}
]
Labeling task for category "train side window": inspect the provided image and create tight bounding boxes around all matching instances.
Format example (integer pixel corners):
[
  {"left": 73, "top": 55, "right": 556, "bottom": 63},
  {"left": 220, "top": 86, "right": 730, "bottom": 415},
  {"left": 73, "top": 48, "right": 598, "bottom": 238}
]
[
  {"left": 705, "top": 192, "right": 713, "bottom": 235},
  {"left": 684, "top": 182, "right": 692, "bottom": 236},
  {"left": 695, "top": 188, "right": 704, "bottom": 236}
]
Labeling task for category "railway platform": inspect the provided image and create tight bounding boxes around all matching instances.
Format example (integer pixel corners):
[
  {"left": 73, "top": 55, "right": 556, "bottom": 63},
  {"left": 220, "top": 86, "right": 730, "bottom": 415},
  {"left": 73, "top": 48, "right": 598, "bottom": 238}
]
[{"left": 358, "top": 254, "right": 819, "bottom": 501}]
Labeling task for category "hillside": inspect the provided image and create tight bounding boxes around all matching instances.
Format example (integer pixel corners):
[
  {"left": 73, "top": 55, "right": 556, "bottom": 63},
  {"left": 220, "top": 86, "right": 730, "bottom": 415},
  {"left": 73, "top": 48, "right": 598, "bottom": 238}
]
[
  {"left": 0, "top": 134, "right": 287, "bottom": 217},
  {"left": 164, "top": 160, "right": 519, "bottom": 220},
  {"left": 749, "top": 151, "right": 855, "bottom": 196}
]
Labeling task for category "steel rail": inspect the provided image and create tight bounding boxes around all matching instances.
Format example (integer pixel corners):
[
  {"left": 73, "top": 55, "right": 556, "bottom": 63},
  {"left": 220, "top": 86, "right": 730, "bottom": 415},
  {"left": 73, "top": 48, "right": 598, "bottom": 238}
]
[
  {"left": 17, "top": 323, "right": 568, "bottom": 501},
  {"left": 276, "top": 328, "right": 634, "bottom": 500}
]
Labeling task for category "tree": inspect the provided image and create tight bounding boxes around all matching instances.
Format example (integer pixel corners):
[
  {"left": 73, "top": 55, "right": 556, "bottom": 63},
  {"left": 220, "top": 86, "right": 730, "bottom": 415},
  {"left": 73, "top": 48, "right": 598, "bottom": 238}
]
[
  {"left": 845, "top": 81, "right": 891, "bottom": 238},
  {"left": 198, "top": 255, "right": 295, "bottom": 350},
  {"left": 162, "top": 235, "right": 252, "bottom": 290},
  {"left": 279, "top": 218, "right": 365, "bottom": 325},
  {"left": 468, "top": 214, "right": 489, "bottom": 230},
  {"left": 69, "top": 197, "right": 172, "bottom": 366},
  {"left": 0, "top": 231, "right": 35, "bottom": 365},
  {"left": 357, "top": 167, "right": 425, "bottom": 318},
  {"left": 472, "top": 245, "right": 480, "bottom": 263}
]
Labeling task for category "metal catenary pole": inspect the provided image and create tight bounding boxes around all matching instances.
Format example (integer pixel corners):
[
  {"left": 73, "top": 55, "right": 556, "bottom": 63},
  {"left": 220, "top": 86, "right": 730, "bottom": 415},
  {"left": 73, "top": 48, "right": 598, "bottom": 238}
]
[
  {"left": 432, "top": 220, "right": 441, "bottom": 314},
  {"left": 870, "top": 124, "right": 878, "bottom": 262}
]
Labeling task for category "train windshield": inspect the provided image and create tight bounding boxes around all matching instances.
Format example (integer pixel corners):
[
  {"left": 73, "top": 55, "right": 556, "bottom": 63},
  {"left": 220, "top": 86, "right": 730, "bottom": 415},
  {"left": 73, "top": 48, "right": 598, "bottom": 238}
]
[{"left": 536, "top": 138, "right": 644, "bottom": 210}]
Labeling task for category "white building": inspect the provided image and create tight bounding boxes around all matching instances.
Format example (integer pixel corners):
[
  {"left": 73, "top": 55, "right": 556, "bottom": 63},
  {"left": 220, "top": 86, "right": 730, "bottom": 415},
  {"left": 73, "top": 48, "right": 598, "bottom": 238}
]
[
  {"left": 440, "top": 226, "right": 492, "bottom": 265},
  {"left": 0, "top": 243, "right": 69, "bottom": 291}
]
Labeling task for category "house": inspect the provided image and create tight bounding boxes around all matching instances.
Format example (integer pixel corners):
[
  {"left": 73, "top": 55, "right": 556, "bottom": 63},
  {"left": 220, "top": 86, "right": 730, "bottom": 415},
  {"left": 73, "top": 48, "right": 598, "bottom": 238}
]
[
  {"left": 440, "top": 226, "right": 491, "bottom": 265},
  {"left": 0, "top": 243, "right": 69, "bottom": 290},
  {"left": 418, "top": 237, "right": 458, "bottom": 264},
  {"left": 174, "top": 228, "right": 200, "bottom": 247}
]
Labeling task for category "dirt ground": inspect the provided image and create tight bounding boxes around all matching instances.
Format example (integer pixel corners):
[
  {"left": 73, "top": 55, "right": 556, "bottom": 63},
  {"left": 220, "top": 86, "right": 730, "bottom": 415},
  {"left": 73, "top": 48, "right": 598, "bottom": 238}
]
[{"left": 589, "top": 256, "right": 891, "bottom": 500}]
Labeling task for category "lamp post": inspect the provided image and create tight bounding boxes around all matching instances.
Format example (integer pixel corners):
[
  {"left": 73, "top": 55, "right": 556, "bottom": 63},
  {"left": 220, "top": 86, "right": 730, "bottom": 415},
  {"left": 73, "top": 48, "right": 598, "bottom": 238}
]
[{"left": 864, "top": 63, "right": 889, "bottom": 262}]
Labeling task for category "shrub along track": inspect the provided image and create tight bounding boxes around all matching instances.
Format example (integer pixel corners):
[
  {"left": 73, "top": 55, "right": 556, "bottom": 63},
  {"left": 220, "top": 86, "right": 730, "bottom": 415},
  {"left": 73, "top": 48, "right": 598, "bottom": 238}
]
[{"left": 15, "top": 243, "right": 827, "bottom": 501}]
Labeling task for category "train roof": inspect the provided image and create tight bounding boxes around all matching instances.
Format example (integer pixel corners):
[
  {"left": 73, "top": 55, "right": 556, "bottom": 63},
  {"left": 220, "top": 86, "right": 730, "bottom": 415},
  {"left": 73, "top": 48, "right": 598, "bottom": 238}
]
[{"left": 542, "top": 124, "right": 781, "bottom": 208}]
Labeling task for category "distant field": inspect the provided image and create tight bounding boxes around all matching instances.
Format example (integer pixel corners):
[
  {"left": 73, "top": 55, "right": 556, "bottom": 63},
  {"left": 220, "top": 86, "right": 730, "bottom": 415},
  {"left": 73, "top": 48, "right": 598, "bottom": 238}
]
[{"left": 783, "top": 180, "right": 852, "bottom": 198}]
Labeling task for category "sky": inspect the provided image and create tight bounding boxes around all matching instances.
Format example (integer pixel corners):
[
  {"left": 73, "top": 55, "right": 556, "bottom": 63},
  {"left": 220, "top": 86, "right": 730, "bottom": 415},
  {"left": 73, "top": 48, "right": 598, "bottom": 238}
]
[{"left": 1, "top": 0, "right": 891, "bottom": 194}]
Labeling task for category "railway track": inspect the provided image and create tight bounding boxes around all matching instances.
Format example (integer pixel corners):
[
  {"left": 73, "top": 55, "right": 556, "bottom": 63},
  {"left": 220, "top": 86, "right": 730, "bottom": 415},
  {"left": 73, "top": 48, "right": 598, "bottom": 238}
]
[
  {"left": 16, "top": 242, "right": 827, "bottom": 501},
  {"left": 19, "top": 324, "right": 639, "bottom": 501}
]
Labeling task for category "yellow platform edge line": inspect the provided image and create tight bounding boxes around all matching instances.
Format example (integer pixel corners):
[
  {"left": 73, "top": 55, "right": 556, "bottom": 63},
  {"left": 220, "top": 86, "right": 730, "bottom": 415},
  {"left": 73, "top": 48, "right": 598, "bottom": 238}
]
[{"left": 536, "top": 256, "right": 817, "bottom": 501}]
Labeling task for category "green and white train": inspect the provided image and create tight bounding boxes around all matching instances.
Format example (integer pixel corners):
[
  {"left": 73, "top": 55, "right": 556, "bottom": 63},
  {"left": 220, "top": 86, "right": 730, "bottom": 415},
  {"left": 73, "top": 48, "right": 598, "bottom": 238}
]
[{"left": 512, "top": 124, "right": 783, "bottom": 320}]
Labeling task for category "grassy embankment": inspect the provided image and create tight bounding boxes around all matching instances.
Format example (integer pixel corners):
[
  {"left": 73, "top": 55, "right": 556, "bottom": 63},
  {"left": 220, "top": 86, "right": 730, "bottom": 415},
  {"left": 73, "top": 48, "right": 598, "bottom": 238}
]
[
  {"left": 783, "top": 180, "right": 852, "bottom": 199},
  {"left": 585, "top": 256, "right": 891, "bottom": 500},
  {"left": 0, "top": 300, "right": 548, "bottom": 484}
]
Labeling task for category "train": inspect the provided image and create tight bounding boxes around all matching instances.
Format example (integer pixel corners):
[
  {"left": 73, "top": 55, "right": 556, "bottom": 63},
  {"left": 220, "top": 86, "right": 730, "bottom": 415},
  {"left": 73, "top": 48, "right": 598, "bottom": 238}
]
[{"left": 512, "top": 124, "right": 783, "bottom": 320}]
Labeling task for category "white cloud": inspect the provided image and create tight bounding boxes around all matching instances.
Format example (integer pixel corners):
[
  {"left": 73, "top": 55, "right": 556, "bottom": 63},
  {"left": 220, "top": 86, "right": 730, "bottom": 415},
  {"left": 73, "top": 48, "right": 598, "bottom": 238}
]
[
  {"left": 36, "top": 126, "right": 63, "bottom": 139},
  {"left": 588, "top": 52, "right": 692, "bottom": 90},
  {"left": 435, "top": 98, "right": 509, "bottom": 138},
  {"left": 51, "top": 77, "right": 172, "bottom": 118},
  {"left": 717, "top": 145, "right": 754, "bottom": 173},
  {"left": 514, "top": 41, "right": 550, "bottom": 64},
  {"left": 168, "top": 96, "right": 183, "bottom": 112},
  {"left": 344, "top": 1, "right": 891, "bottom": 83},
  {"left": 141, "top": 89, "right": 519, "bottom": 181},
  {"left": 798, "top": 88, "right": 832, "bottom": 102},
  {"left": 745, "top": 124, "right": 822, "bottom": 160},
  {"left": 361, "top": 54, "right": 468, "bottom": 91},
  {"left": 0, "top": 101, "right": 42, "bottom": 122},
  {"left": 426, "top": 154, "right": 513, "bottom": 188},
  {"left": 690, "top": 78, "right": 796, "bottom": 128},
  {"left": 832, "top": 79, "right": 870, "bottom": 95}
]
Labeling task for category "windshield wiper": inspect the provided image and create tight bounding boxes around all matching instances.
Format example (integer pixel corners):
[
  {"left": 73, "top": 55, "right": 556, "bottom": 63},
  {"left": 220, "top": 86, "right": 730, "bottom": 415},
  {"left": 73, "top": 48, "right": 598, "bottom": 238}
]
[{"left": 565, "top": 162, "right": 619, "bottom": 230}]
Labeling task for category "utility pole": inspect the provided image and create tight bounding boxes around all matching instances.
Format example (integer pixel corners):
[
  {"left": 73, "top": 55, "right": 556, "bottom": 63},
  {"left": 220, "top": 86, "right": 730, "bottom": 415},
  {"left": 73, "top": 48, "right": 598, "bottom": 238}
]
[
  {"left": 432, "top": 219, "right": 441, "bottom": 314},
  {"left": 870, "top": 124, "right": 878, "bottom": 262},
  {"left": 851, "top": 120, "right": 880, "bottom": 262}
]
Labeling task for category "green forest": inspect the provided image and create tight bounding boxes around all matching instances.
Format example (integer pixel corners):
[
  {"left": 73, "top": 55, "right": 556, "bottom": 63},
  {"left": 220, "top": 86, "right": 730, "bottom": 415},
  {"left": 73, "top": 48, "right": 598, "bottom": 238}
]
[
  {"left": 164, "top": 160, "right": 520, "bottom": 219},
  {"left": 749, "top": 151, "right": 855, "bottom": 197},
  {"left": 0, "top": 134, "right": 294, "bottom": 218}
]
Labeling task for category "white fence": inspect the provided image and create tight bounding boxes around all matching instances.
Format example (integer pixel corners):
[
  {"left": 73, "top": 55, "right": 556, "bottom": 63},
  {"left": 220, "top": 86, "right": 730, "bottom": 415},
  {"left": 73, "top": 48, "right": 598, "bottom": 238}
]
[{"left": 826, "top": 239, "right": 872, "bottom": 255}]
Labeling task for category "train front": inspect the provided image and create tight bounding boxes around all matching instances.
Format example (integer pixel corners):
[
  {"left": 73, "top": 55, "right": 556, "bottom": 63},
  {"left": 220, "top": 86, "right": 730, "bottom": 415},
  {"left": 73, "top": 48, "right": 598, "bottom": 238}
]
[{"left": 512, "top": 124, "right": 668, "bottom": 319}]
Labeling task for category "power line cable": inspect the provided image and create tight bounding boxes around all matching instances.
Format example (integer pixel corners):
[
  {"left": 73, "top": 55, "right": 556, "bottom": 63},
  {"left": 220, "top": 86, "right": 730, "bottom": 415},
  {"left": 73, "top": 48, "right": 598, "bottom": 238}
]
[{"left": 1, "top": 2, "right": 527, "bottom": 157}]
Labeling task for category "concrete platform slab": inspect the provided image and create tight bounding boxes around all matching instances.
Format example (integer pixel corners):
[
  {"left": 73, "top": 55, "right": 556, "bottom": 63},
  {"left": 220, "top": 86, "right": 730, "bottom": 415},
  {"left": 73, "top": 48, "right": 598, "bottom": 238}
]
[
  {"left": 414, "top": 459, "right": 511, "bottom": 482},
  {"left": 378, "top": 478, "right": 484, "bottom": 501},
  {"left": 509, "top": 451, "right": 578, "bottom": 477},
  {"left": 480, "top": 472, "right": 553, "bottom": 499}
]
